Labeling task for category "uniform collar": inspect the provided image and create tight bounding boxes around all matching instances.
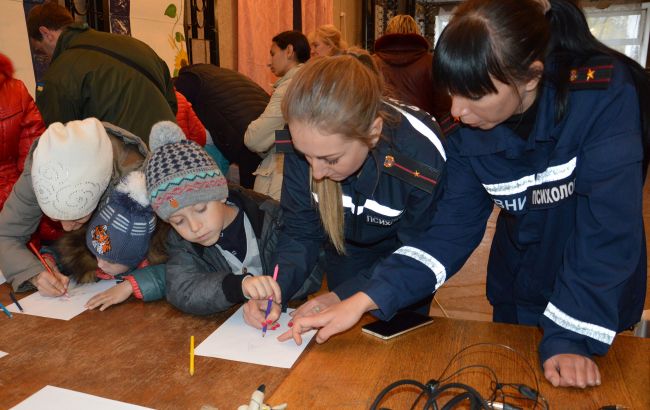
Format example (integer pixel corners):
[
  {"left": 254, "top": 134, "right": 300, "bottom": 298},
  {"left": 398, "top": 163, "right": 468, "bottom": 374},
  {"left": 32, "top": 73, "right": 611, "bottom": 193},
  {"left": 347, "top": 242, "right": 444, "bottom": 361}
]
[
  {"left": 453, "top": 83, "right": 556, "bottom": 157},
  {"left": 350, "top": 135, "right": 389, "bottom": 198}
]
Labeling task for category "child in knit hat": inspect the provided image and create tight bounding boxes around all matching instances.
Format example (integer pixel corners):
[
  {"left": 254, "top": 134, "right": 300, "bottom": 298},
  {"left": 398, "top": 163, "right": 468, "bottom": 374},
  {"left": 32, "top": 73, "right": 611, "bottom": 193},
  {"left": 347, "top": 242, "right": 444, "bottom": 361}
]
[
  {"left": 82, "top": 171, "right": 166, "bottom": 311},
  {"left": 145, "top": 121, "right": 284, "bottom": 318}
]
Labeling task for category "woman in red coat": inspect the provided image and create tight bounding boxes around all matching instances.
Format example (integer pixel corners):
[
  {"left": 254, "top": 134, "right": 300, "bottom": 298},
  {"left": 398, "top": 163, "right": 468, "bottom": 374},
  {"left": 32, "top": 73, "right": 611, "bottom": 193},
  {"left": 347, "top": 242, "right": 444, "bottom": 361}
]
[
  {"left": 0, "top": 53, "right": 45, "bottom": 209},
  {"left": 0, "top": 53, "right": 60, "bottom": 244}
]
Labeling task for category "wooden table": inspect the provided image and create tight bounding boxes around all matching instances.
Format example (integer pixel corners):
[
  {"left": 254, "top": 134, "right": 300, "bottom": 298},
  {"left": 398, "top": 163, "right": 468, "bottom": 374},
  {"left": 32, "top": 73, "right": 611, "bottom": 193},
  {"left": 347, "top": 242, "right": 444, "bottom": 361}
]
[
  {"left": 0, "top": 285, "right": 289, "bottom": 409},
  {"left": 269, "top": 315, "right": 650, "bottom": 409},
  {"left": 1, "top": 285, "right": 648, "bottom": 409}
]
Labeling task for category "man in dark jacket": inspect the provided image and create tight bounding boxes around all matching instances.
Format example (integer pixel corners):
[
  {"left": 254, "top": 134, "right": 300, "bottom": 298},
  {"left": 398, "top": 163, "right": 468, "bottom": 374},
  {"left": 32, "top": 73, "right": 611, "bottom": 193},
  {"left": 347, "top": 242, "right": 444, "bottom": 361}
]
[
  {"left": 175, "top": 64, "right": 270, "bottom": 188},
  {"left": 27, "top": 2, "right": 177, "bottom": 143}
]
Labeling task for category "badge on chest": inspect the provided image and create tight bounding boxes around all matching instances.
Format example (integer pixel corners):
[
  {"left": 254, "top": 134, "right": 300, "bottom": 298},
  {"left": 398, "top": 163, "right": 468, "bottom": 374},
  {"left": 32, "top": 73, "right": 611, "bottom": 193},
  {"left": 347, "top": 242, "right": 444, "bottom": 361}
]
[{"left": 484, "top": 157, "right": 577, "bottom": 213}]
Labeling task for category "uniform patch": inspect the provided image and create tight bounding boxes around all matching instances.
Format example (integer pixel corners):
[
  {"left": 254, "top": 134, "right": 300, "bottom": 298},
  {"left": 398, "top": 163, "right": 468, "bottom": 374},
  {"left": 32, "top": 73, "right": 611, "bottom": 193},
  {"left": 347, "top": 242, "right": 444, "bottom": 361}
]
[
  {"left": 365, "top": 214, "right": 399, "bottom": 226},
  {"left": 382, "top": 150, "right": 440, "bottom": 194},
  {"left": 528, "top": 178, "right": 576, "bottom": 210},
  {"left": 485, "top": 160, "right": 577, "bottom": 213},
  {"left": 569, "top": 57, "right": 613, "bottom": 90}
]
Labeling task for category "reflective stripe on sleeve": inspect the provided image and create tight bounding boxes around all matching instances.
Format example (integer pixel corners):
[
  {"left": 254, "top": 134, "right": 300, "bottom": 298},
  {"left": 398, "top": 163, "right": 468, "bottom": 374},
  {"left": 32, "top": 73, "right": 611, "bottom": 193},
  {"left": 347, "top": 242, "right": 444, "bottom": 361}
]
[
  {"left": 483, "top": 157, "right": 577, "bottom": 196},
  {"left": 543, "top": 302, "right": 615, "bottom": 345},
  {"left": 394, "top": 246, "right": 446, "bottom": 290}
]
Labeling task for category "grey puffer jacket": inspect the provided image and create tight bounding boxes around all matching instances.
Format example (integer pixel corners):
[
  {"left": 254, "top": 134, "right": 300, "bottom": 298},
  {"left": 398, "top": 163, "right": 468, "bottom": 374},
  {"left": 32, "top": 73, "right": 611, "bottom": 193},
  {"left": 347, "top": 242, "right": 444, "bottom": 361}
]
[
  {"left": 165, "top": 186, "right": 282, "bottom": 315},
  {"left": 0, "top": 122, "right": 148, "bottom": 291}
]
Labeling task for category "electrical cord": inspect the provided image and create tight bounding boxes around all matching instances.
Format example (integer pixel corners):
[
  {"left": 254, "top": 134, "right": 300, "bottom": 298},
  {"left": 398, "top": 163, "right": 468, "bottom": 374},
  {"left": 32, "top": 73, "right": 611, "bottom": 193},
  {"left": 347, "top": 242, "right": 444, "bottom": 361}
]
[{"left": 370, "top": 343, "right": 549, "bottom": 410}]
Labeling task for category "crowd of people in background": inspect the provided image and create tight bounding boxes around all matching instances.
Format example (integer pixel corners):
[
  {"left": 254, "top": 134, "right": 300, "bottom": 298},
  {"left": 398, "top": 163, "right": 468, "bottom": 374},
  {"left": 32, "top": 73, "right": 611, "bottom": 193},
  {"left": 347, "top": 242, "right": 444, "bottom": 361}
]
[{"left": 0, "top": 0, "right": 648, "bottom": 391}]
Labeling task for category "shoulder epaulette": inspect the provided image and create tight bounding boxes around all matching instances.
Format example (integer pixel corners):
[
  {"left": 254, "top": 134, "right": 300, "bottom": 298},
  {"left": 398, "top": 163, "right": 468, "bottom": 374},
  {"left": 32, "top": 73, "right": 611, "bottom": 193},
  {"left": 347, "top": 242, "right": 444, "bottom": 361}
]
[
  {"left": 569, "top": 57, "right": 614, "bottom": 90},
  {"left": 382, "top": 150, "right": 440, "bottom": 194},
  {"left": 437, "top": 112, "right": 461, "bottom": 136},
  {"left": 274, "top": 128, "right": 294, "bottom": 153}
]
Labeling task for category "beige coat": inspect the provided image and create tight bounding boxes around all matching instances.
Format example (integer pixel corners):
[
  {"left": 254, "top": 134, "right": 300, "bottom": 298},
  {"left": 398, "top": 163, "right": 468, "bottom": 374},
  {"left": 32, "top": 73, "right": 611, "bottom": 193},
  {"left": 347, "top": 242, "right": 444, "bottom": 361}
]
[
  {"left": 244, "top": 65, "right": 302, "bottom": 200},
  {"left": 0, "top": 122, "right": 148, "bottom": 291}
]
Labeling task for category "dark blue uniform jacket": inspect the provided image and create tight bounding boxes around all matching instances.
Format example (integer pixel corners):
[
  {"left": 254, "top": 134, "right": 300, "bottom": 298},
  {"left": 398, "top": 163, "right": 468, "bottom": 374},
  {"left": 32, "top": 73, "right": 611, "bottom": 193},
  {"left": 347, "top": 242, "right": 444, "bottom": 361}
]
[
  {"left": 275, "top": 101, "right": 446, "bottom": 302},
  {"left": 365, "top": 57, "right": 647, "bottom": 364}
]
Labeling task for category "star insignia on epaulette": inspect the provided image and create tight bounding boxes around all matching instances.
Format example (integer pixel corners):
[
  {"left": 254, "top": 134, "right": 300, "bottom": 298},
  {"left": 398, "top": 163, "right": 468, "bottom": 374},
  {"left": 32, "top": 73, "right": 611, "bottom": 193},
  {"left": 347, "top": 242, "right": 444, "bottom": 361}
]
[
  {"left": 382, "top": 151, "right": 440, "bottom": 193},
  {"left": 568, "top": 57, "right": 613, "bottom": 90},
  {"left": 586, "top": 68, "right": 595, "bottom": 81}
]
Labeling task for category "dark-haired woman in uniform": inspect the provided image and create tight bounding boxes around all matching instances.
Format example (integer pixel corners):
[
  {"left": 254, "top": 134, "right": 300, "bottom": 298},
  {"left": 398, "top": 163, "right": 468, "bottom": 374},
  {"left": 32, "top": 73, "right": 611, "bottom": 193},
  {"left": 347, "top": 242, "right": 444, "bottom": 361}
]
[{"left": 283, "top": 0, "right": 649, "bottom": 389}]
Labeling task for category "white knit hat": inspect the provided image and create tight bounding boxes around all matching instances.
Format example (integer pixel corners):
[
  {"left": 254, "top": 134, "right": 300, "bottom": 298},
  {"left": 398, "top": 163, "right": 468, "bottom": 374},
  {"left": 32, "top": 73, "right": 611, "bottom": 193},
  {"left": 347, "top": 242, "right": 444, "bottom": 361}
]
[{"left": 32, "top": 118, "right": 114, "bottom": 220}]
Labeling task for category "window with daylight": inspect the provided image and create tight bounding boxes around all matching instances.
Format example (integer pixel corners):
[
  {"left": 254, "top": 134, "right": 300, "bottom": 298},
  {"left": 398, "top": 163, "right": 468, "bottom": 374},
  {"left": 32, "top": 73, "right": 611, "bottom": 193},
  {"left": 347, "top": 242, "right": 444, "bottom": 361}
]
[
  {"left": 431, "top": 2, "right": 650, "bottom": 67},
  {"left": 584, "top": 3, "right": 650, "bottom": 66}
]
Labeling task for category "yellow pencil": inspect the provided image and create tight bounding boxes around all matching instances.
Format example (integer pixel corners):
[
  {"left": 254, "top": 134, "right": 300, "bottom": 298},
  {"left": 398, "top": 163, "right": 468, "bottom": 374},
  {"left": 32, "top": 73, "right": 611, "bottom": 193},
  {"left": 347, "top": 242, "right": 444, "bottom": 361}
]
[{"left": 190, "top": 335, "right": 195, "bottom": 376}]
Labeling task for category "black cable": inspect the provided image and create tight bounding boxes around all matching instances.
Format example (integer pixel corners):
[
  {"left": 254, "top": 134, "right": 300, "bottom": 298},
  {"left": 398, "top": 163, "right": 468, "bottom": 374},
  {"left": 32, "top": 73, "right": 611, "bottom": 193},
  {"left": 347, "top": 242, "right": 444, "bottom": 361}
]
[
  {"left": 439, "top": 392, "right": 476, "bottom": 410},
  {"left": 370, "top": 379, "right": 429, "bottom": 410},
  {"left": 436, "top": 342, "right": 541, "bottom": 407},
  {"left": 429, "top": 382, "right": 491, "bottom": 409},
  {"left": 371, "top": 343, "right": 548, "bottom": 410}
]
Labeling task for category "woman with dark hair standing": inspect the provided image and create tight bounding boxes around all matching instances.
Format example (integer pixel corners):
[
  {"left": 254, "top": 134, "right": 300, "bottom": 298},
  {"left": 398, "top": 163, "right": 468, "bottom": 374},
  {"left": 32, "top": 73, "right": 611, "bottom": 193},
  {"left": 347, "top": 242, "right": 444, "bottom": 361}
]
[
  {"left": 245, "top": 31, "right": 310, "bottom": 200},
  {"left": 283, "top": 0, "right": 649, "bottom": 389}
]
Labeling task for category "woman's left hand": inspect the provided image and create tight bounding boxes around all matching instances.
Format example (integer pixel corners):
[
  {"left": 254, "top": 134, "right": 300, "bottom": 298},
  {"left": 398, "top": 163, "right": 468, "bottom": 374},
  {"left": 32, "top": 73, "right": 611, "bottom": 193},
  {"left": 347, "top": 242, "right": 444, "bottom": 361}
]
[
  {"left": 543, "top": 353, "right": 601, "bottom": 388},
  {"left": 289, "top": 291, "right": 341, "bottom": 321},
  {"left": 278, "top": 292, "right": 377, "bottom": 345}
]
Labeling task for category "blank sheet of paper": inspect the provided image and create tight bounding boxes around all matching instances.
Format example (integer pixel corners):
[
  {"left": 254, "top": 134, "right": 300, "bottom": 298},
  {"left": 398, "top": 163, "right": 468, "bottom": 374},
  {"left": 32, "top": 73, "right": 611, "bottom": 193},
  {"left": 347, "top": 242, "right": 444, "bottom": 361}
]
[
  {"left": 195, "top": 306, "right": 316, "bottom": 368},
  {"left": 0, "top": 351, "right": 7, "bottom": 359},
  {"left": 6, "top": 280, "right": 116, "bottom": 321},
  {"left": 10, "top": 385, "right": 152, "bottom": 410}
]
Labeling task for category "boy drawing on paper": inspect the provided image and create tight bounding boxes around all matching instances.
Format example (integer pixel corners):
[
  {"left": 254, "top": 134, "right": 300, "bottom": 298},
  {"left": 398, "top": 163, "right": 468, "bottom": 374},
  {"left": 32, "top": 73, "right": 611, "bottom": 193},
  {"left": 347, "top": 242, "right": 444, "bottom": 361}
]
[{"left": 144, "top": 121, "right": 283, "bottom": 317}]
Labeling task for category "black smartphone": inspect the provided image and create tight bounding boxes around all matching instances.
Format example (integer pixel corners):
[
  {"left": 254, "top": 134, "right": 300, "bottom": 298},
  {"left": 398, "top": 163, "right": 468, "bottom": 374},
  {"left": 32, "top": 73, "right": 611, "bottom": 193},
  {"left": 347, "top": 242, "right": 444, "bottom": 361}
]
[{"left": 361, "top": 311, "right": 434, "bottom": 340}]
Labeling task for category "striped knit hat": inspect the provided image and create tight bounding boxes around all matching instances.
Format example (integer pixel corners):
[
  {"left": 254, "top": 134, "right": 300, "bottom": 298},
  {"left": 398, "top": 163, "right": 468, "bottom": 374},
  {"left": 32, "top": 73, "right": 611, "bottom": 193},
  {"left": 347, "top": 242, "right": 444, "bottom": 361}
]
[
  {"left": 86, "top": 171, "right": 156, "bottom": 269},
  {"left": 145, "top": 121, "right": 228, "bottom": 221}
]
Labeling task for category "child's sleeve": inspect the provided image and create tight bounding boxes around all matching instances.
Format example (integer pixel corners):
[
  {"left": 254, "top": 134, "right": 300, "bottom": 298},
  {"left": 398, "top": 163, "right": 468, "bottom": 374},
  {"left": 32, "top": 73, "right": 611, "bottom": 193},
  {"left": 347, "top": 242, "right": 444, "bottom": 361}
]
[
  {"left": 165, "top": 230, "right": 246, "bottom": 315},
  {"left": 126, "top": 264, "right": 166, "bottom": 302}
]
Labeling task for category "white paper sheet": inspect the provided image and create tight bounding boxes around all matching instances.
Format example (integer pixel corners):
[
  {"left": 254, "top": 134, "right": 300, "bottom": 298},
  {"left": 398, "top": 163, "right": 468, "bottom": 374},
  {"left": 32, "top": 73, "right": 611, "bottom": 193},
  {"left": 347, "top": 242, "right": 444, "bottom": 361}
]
[
  {"left": 6, "top": 280, "right": 117, "bottom": 321},
  {"left": 0, "top": 351, "right": 7, "bottom": 359},
  {"left": 195, "top": 306, "right": 316, "bottom": 368},
  {"left": 10, "top": 385, "right": 153, "bottom": 410}
]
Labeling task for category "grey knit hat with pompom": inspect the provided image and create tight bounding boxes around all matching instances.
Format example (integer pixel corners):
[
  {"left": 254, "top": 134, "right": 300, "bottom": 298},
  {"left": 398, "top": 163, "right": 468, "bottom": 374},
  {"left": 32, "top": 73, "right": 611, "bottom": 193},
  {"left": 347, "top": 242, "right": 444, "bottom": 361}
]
[{"left": 145, "top": 121, "right": 227, "bottom": 221}]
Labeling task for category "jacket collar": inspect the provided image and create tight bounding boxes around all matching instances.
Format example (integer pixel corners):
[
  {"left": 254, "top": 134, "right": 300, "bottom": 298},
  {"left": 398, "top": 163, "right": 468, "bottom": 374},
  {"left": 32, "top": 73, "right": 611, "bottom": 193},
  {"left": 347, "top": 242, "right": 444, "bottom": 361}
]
[
  {"left": 102, "top": 121, "right": 149, "bottom": 158},
  {"left": 374, "top": 33, "right": 430, "bottom": 52},
  {"left": 273, "top": 64, "right": 303, "bottom": 89},
  {"left": 52, "top": 23, "right": 90, "bottom": 63},
  {"left": 348, "top": 136, "right": 389, "bottom": 198},
  {"left": 453, "top": 83, "right": 557, "bottom": 157}
]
